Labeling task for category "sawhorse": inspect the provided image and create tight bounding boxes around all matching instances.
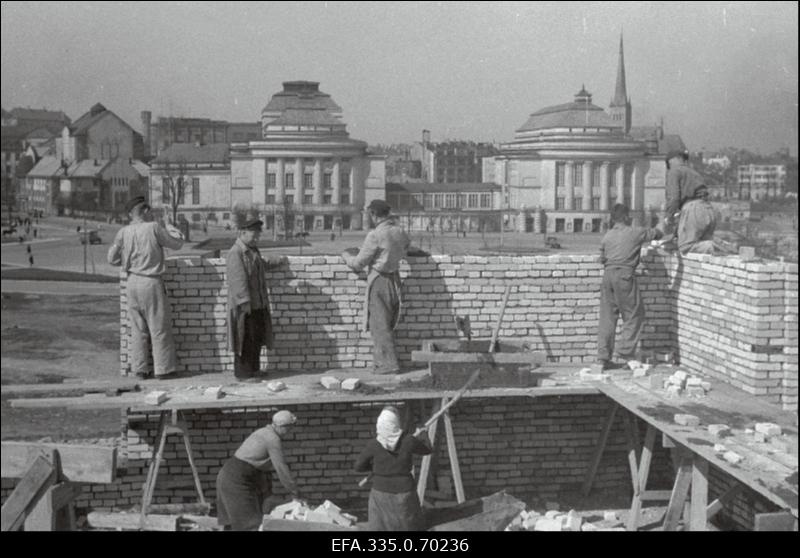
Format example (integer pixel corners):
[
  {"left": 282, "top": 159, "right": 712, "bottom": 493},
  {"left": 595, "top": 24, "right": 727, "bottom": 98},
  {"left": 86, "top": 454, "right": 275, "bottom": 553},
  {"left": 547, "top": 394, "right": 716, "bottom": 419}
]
[{"left": 140, "top": 409, "right": 206, "bottom": 528}]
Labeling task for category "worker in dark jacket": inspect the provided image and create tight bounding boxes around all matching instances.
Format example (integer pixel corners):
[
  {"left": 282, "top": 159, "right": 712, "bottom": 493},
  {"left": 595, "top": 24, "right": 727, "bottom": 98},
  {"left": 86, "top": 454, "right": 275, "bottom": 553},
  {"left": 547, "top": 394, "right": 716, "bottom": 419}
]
[
  {"left": 663, "top": 150, "right": 705, "bottom": 245},
  {"left": 354, "top": 406, "right": 432, "bottom": 531},
  {"left": 597, "top": 204, "right": 663, "bottom": 369},
  {"left": 226, "top": 218, "right": 287, "bottom": 381},
  {"left": 216, "top": 410, "right": 303, "bottom": 531}
]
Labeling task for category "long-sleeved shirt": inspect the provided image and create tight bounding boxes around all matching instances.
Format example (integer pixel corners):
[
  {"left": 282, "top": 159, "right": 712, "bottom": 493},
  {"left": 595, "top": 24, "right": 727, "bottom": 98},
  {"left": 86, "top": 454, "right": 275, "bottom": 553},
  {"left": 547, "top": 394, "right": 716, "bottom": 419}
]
[
  {"left": 664, "top": 164, "right": 706, "bottom": 219},
  {"left": 344, "top": 218, "right": 410, "bottom": 274},
  {"left": 600, "top": 223, "right": 662, "bottom": 269},
  {"left": 354, "top": 433, "right": 432, "bottom": 493},
  {"left": 107, "top": 221, "right": 183, "bottom": 276},
  {"left": 235, "top": 425, "right": 299, "bottom": 498}
]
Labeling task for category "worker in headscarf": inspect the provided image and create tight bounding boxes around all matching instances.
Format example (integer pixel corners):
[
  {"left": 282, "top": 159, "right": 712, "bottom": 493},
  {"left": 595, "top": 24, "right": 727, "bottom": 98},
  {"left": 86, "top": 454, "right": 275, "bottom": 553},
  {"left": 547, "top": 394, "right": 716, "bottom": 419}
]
[
  {"left": 342, "top": 199, "right": 410, "bottom": 374},
  {"left": 676, "top": 184, "right": 720, "bottom": 255},
  {"left": 354, "top": 406, "right": 432, "bottom": 531},
  {"left": 107, "top": 196, "right": 184, "bottom": 379},
  {"left": 216, "top": 410, "right": 303, "bottom": 531}
]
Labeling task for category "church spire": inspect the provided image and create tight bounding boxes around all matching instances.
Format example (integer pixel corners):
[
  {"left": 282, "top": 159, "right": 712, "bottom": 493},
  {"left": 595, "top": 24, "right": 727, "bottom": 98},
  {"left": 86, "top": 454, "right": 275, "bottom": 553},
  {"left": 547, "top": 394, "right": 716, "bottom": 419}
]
[{"left": 611, "top": 34, "right": 627, "bottom": 107}]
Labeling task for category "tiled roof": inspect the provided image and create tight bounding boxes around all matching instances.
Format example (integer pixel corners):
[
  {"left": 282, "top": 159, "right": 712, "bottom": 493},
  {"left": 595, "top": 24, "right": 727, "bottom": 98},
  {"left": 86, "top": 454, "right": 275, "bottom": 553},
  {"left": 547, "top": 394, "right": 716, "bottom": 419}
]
[
  {"left": 26, "top": 156, "right": 66, "bottom": 177},
  {"left": 517, "top": 101, "right": 616, "bottom": 132},
  {"left": 153, "top": 142, "right": 230, "bottom": 164},
  {"left": 386, "top": 182, "right": 500, "bottom": 193}
]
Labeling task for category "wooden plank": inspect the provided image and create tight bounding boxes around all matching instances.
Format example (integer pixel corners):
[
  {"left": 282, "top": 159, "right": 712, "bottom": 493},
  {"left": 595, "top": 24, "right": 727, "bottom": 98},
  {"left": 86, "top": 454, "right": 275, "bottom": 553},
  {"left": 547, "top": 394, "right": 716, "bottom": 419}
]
[
  {"left": 663, "top": 457, "right": 693, "bottom": 531},
  {"left": 488, "top": 285, "right": 512, "bottom": 353},
  {"left": 690, "top": 457, "right": 709, "bottom": 531},
  {"left": 1, "top": 379, "right": 139, "bottom": 397},
  {"left": 627, "top": 424, "right": 657, "bottom": 531},
  {"left": 147, "top": 503, "right": 211, "bottom": 515},
  {"left": 417, "top": 400, "right": 441, "bottom": 503},
  {"left": 642, "top": 490, "right": 673, "bottom": 501},
  {"left": 706, "top": 484, "right": 743, "bottom": 520},
  {"left": 24, "top": 482, "right": 81, "bottom": 532},
  {"left": 623, "top": 414, "right": 640, "bottom": 495},
  {"left": 581, "top": 403, "right": 617, "bottom": 497},
  {"left": 754, "top": 512, "right": 797, "bottom": 531},
  {"left": 87, "top": 511, "right": 179, "bottom": 531},
  {"left": 1, "top": 455, "right": 57, "bottom": 532},
  {"left": 1, "top": 442, "right": 117, "bottom": 484},
  {"left": 662, "top": 433, "right": 676, "bottom": 448},
  {"left": 411, "top": 351, "right": 548, "bottom": 365},
  {"left": 442, "top": 410, "right": 465, "bottom": 504}
]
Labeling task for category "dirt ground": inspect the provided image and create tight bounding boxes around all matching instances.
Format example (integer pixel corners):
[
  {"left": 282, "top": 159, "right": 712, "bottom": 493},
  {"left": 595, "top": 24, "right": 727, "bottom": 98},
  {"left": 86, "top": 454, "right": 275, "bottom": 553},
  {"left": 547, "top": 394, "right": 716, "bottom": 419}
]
[{"left": 1, "top": 292, "right": 122, "bottom": 440}]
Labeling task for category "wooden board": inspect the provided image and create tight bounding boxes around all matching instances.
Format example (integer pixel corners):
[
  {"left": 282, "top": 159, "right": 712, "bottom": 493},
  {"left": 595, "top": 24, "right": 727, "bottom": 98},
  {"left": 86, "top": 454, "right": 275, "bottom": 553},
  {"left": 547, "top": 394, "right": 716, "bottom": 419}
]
[
  {"left": 1, "top": 442, "right": 117, "bottom": 484},
  {"left": 87, "top": 511, "right": 178, "bottom": 531},
  {"left": 1, "top": 379, "right": 140, "bottom": 397},
  {"left": 1, "top": 456, "right": 57, "bottom": 532}
]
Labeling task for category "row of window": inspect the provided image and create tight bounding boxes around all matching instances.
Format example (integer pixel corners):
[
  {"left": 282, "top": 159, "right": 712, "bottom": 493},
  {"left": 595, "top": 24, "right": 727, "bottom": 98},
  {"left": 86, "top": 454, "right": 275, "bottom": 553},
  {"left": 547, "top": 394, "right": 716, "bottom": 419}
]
[
  {"left": 555, "top": 162, "right": 632, "bottom": 190},
  {"left": 388, "top": 192, "right": 494, "bottom": 211},
  {"left": 264, "top": 194, "right": 350, "bottom": 205},
  {"left": 266, "top": 172, "right": 349, "bottom": 190},
  {"left": 554, "top": 197, "right": 631, "bottom": 211}
]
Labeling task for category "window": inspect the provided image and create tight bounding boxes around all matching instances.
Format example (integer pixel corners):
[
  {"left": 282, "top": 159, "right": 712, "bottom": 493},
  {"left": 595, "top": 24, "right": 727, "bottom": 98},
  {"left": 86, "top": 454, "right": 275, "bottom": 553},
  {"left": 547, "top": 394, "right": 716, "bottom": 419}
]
[
  {"left": 480, "top": 193, "right": 491, "bottom": 208},
  {"left": 592, "top": 197, "right": 601, "bottom": 210},
  {"left": 340, "top": 171, "right": 349, "bottom": 187},
  {"left": 340, "top": 194, "right": 349, "bottom": 205},
  {"left": 192, "top": 213, "right": 202, "bottom": 222},
  {"left": 285, "top": 195, "right": 294, "bottom": 204},
  {"left": 304, "top": 194, "right": 313, "bottom": 205},
  {"left": 323, "top": 194, "right": 332, "bottom": 204},
  {"left": 177, "top": 178, "right": 185, "bottom": 205},
  {"left": 223, "top": 212, "right": 230, "bottom": 220},
  {"left": 574, "top": 198, "right": 582, "bottom": 211},
  {"left": 162, "top": 177, "right": 170, "bottom": 203},
  {"left": 593, "top": 166, "right": 601, "bottom": 188},
  {"left": 267, "top": 173, "right": 276, "bottom": 189},
  {"left": 266, "top": 194, "right": 275, "bottom": 204},
  {"left": 191, "top": 178, "right": 200, "bottom": 205},
  {"left": 555, "top": 218, "right": 565, "bottom": 232},
  {"left": 324, "top": 173, "right": 332, "bottom": 189},
  {"left": 285, "top": 173, "right": 294, "bottom": 189},
  {"left": 303, "top": 173, "right": 313, "bottom": 189},
  {"left": 468, "top": 193, "right": 478, "bottom": 208},
  {"left": 573, "top": 164, "right": 582, "bottom": 188},
  {"left": 433, "top": 193, "right": 443, "bottom": 208},
  {"left": 556, "top": 162, "right": 566, "bottom": 187},
  {"left": 556, "top": 197, "right": 565, "bottom": 210}
]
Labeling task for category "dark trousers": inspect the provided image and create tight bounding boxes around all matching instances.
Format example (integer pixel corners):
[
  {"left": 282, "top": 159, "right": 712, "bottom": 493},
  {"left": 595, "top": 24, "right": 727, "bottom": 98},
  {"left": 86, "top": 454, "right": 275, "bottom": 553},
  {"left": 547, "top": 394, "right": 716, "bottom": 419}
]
[
  {"left": 216, "top": 457, "right": 272, "bottom": 531},
  {"left": 368, "top": 275, "right": 400, "bottom": 372},
  {"left": 597, "top": 266, "right": 644, "bottom": 362},
  {"left": 234, "top": 309, "right": 268, "bottom": 378}
]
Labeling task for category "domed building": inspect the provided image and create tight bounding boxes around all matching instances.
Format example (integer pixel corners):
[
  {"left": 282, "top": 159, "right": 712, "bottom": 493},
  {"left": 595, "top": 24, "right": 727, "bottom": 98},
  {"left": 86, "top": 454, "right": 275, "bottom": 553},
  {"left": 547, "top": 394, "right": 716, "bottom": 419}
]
[
  {"left": 230, "top": 81, "right": 385, "bottom": 232},
  {"left": 484, "top": 37, "right": 685, "bottom": 233}
]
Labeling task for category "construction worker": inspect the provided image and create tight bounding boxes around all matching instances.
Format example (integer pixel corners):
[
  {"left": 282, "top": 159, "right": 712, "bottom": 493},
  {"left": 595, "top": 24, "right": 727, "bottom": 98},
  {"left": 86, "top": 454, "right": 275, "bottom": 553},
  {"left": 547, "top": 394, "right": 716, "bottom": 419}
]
[
  {"left": 677, "top": 184, "right": 720, "bottom": 255},
  {"left": 342, "top": 199, "right": 410, "bottom": 374},
  {"left": 107, "top": 196, "right": 184, "bottom": 379},
  {"left": 225, "top": 218, "right": 287, "bottom": 382},
  {"left": 597, "top": 204, "right": 663, "bottom": 369},
  {"left": 663, "top": 150, "right": 706, "bottom": 247},
  {"left": 354, "top": 406, "right": 432, "bottom": 531},
  {"left": 216, "top": 410, "right": 303, "bottom": 531}
]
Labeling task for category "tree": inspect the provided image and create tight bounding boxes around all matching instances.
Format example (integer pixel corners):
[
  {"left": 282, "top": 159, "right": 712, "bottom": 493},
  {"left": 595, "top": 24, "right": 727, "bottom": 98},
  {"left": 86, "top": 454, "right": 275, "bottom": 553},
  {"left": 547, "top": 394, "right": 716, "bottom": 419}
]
[{"left": 159, "top": 159, "right": 189, "bottom": 225}]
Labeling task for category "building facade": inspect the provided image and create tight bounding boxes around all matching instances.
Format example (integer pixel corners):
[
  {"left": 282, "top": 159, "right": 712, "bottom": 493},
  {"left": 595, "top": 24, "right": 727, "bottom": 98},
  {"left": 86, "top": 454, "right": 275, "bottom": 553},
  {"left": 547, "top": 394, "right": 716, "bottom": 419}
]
[
  {"left": 141, "top": 112, "right": 261, "bottom": 159},
  {"left": 230, "top": 81, "right": 385, "bottom": 232},
  {"left": 483, "top": 37, "right": 681, "bottom": 234},
  {"left": 737, "top": 164, "right": 786, "bottom": 200},
  {"left": 386, "top": 182, "right": 503, "bottom": 232},
  {"left": 413, "top": 137, "right": 498, "bottom": 183}
]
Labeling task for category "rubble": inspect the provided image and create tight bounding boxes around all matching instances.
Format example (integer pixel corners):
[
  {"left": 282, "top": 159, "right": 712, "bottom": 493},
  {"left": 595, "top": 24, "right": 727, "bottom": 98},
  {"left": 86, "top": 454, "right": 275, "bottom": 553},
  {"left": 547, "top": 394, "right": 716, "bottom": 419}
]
[
  {"left": 268, "top": 499, "right": 356, "bottom": 527},
  {"left": 533, "top": 518, "right": 563, "bottom": 531},
  {"left": 564, "top": 510, "right": 582, "bottom": 531}
]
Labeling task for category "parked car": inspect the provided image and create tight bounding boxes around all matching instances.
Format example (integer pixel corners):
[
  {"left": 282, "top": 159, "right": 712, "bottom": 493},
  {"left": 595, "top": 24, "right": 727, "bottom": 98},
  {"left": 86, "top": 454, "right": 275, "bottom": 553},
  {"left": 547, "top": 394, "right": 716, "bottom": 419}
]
[
  {"left": 545, "top": 236, "right": 561, "bottom": 249},
  {"left": 79, "top": 229, "right": 102, "bottom": 245}
]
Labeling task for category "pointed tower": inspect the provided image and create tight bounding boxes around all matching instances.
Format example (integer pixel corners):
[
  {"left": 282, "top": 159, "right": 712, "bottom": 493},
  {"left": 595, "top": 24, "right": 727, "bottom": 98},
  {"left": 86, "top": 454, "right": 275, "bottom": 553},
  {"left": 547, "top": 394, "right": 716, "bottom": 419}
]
[{"left": 609, "top": 34, "right": 632, "bottom": 133}]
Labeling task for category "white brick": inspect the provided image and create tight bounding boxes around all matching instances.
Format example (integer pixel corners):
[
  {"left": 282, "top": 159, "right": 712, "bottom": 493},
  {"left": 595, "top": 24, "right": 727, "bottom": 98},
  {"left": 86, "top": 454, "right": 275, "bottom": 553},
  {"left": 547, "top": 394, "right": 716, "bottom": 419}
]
[
  {"left": 320, "top": 376, "right": 341, "bottom": 390},
  {"left": 674, "top": 414, "right": 700, "bottom": 427},
  {"left": 341, "top": 378, "right": 361, "bottom": 391},
  {"left": 723, "top": 451, "right": 743, "bottom": 465},
  {"left": 754, "top": 423, "right": 782, "bottom": 437}
]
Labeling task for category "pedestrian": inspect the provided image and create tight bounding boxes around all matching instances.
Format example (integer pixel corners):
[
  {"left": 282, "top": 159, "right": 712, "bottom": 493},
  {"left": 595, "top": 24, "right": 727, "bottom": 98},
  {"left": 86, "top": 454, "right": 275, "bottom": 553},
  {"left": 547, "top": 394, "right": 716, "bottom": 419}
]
[
  {"left": 107, "top": 196, "right": 184, "bottom": 379},
  {"left": 342, "top": 199, "right": 410, "bottom": 375},
  {"left": 28, "top": 254, "right": 34, "bottom": 267},
  {"left": 677, "top": 185, "right": 720, "bottom": 255},
  {"left": 77, "top": 225, "right": 81, "bottom": 234},
  {"left": 26, "top": 245, "right": 31, "bottom": 255},
  {"left": 216, "top": 410, "right": 303, "bottom": 531},
  {"left": 596, "top": 204, "right": 663, "bottom": 370},
  {"left": 33, "top": 228, "right": 37, "bottom": 238},
  {"left": 226, "top": 218, "right": 287, "bottom": 382},
  {"left": 354, "top": 406, "right": 431, "bottom": 531},
  {"left": 663, "top": 150, "right": 705, "bottom": 247}
]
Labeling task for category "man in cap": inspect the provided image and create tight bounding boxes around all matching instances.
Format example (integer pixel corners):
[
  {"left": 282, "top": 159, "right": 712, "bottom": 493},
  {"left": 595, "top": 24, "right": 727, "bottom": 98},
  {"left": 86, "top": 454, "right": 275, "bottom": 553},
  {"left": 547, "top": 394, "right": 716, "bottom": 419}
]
[
  {"left": 107, "top": 196, "right": 184, "bottom": 379},
  {"left": 342, "top": 200, "right": 410, "bottom": 374},
  {"left": 596, "top": 204, "right": 663, "bottom": 370},
  {"left": 663, "top": 150, "right": 706, "bottom": 246},
  {"left": 226, "top": 217, "right": 288, "bottom": 381},
  {"left": 216, "top": 410, "right": 303, "bottom": 531}
]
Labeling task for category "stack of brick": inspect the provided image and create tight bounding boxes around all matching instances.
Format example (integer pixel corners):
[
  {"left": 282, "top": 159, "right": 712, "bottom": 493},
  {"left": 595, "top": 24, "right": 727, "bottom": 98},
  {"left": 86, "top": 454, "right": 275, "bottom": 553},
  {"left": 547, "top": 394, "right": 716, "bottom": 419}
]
[{"left": 662, "top": 370, "right": 711, "bottom": 398}]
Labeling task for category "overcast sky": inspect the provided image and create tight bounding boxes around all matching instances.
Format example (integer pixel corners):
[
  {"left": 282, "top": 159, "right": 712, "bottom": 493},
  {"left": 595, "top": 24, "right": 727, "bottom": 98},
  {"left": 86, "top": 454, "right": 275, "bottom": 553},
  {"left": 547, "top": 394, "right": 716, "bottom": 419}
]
[{"left": 2, "top": 1, "right": 797, "bottom": 155}]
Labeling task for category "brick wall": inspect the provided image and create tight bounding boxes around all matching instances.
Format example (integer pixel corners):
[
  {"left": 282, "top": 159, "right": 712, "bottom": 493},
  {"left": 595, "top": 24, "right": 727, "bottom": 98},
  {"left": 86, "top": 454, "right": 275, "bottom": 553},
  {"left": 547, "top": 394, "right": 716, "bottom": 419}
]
[
  {"left": 118, "top": 252, "right": 797, "bottom": 410},
  {"left": 2, "top": 394, "right": 780, "bottom": 530}
]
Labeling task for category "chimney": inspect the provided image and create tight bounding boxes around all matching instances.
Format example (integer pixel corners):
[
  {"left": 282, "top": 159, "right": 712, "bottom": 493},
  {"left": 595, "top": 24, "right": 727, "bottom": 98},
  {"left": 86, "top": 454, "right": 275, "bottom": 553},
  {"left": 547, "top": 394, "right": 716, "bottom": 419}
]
[{"left": 141, "top": 111, "right": 152, "bottom": 158}]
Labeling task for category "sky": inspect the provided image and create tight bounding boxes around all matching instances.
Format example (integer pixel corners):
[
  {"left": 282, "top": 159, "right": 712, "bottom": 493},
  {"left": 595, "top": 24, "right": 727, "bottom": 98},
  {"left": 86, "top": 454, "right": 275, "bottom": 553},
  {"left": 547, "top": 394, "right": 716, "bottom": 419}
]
[{"left": 1, "top": 1, "right": 797, "bottom": 155}]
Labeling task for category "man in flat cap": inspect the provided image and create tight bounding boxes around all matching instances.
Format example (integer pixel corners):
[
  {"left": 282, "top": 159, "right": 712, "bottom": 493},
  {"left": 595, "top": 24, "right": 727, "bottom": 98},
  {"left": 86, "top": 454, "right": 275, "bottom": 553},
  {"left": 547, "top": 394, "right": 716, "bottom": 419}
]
[
  {"left": 663, "top": 150, "right": 708, "bottom": 249},
  {"left": 107, "top": 197, "right": 185, "bottom": 379},
  {"left": 342, "top": 200, "right": 410, "bottom": 374},
  {"left": 226, "top": 217, "right": 288, "bottom": 381},
  {"left": 216, "top": 409, "right": 303, "bottom": 531}
]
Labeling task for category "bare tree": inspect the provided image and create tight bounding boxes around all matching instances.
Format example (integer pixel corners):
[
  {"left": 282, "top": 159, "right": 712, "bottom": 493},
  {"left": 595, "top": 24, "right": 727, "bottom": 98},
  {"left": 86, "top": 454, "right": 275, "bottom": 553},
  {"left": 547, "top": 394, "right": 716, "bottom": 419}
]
[{"left": 159, "top": 158, "right": 189, "bottom": 225}]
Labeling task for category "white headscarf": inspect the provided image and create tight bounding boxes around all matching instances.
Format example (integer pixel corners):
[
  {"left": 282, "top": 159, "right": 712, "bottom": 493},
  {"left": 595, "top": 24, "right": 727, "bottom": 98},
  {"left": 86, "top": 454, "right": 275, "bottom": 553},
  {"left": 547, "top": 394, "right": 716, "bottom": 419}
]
[{"left": 376, "top": 407, "right": 403, "bottom": 451}]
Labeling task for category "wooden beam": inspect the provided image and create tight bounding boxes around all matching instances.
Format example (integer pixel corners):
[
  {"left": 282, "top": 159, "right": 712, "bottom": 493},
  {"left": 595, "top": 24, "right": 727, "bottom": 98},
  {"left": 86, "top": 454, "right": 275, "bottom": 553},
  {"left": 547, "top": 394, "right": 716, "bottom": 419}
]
[
  {"left": 627, "top": 424, "right": 657, "bottom": 531},
  {"left": 1, "top": 455, "right": 57, "bottom": 532},
  {"left": 1, "top": 379, "right": 139, "bottom": 397},
  {"left": 690, "top": 457, "right": 709, "bottom": 531},
  {"left": 417, "top": 400, "right": 441, "bottom": 503},
  {"left": 581, "top": 403, "right": 618, "bottom": 497},
  {"left": 23, "top": 482, "right": 79, "bottom": 531},
  {"left": 2, "top": 442, "right": 116, "bottom": 484},
  {"left": 754, "top": 512, "right": 797, "bottom": 531},
  {"left": 642, "top": 490, "right": 673, "bottom": 501},
  {"left": 442, "top": 410, "right": 465, "bottom": 504},
  {"left": 663, "top": 457, "right": 693, "bottom": 531},
  {"left": 706, "top": 484, "right": 743, "bottom": 520},
  {"left": 87, "top": 511, "right": 179, "bottom": 532},
  {"left": 411, "top": 351, "right": 548, "bottom": 365}
]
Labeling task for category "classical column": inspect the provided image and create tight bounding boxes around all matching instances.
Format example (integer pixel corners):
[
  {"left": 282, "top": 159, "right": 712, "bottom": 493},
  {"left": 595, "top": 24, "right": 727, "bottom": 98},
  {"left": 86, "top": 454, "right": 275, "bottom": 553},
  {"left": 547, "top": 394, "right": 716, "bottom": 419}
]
[
  {"left": 349, "top": 165, "right": 356, "bottom": 205},
  {"left": 564, "top": 162, "right": 574, "bottom": 210},
  {"left": 275, "top": 158, "right": 285, "bottom": 204},
  {"left": 312, "top": 158, "right": 322, "bottom": 205},
  {"left": 295, "top": 157, "right": 304, "bottom": 205},
  {"left": 252, "top": 158, "right": 266, "bottom": 205},
  {"left": 600, "top": 162, "right": 610, "bottom": 210},
  {"left": 616, "top": 163, "right": 626, "bottom": 205},
  {"left": 332, "top": 158, "right": 341, "bottom": 206},
  {"left": 582, "top": 161, "right": 593, "bottom": 213}
]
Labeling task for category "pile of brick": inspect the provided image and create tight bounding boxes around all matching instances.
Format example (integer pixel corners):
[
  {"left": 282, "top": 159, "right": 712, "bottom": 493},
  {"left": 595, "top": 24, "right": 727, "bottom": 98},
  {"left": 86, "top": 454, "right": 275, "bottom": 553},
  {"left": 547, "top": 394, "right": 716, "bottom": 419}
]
[
  {"left": 506, "top": 507, "right": 625, "bottom": 532},
  {"left": 267, "top": 500, "right": 357, "bottom": 527},
  {"left": 661, "top": 370, "right": 711, "bottom": 398}
]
